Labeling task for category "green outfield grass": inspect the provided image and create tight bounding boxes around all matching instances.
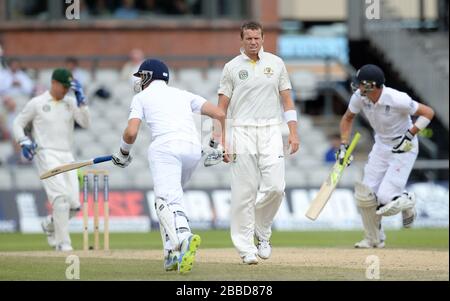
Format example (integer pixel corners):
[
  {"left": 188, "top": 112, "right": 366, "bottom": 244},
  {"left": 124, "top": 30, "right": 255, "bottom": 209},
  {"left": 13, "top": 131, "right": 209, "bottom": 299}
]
[
  {"left": 0, "top": 228, "right": 448, "bottom": 252},
  {"left": 0, "top": 229, "right": 448, "bottom": 281}
]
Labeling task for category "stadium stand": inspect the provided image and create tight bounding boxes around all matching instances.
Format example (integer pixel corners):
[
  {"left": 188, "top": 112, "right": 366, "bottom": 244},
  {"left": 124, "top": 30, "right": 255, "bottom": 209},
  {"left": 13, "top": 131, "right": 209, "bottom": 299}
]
[{"left": 0, "top": 63, "right": 368, "bottom": 190}]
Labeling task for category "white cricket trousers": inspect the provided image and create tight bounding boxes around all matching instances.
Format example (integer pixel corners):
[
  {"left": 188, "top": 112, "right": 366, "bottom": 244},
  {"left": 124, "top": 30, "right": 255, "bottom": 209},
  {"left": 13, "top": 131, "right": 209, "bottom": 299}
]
[
  {"left": 229, "top": 125, "right": 285, "bottom": 257},
  {"left": 363, "top": 139, "right": 418, "bottom": 205},
  {"left": 35, "top": 149, "right": 80, "bottom": 247},
  {"left": 148, "top": 140, "right": 202, "bottom": 249},
  {"left": 35, "top": 149, "right": 80, "bottom": 208}
]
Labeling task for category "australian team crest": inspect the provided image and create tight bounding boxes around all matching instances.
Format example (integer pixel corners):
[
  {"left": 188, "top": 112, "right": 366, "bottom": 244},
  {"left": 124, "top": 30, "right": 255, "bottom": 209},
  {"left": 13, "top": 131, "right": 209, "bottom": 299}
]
[
  {"left": 42, "top": 104, "right": 51, "bottom": 112},
  {"left": 264, "top": 67, "right": 274, "bottom": 78},
  {"left": 239, "top": 70, "right": 248, "bottom": 80}
]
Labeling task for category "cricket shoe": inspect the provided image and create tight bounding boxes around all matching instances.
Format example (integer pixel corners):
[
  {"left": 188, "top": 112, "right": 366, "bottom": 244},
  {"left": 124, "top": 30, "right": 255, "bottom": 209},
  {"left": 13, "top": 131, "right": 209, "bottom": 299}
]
[
  {"left": 56, "top": 243, "right": 73, "bottom": 252},
  {"left": 41, "top": 217, "right": 56, "bottom": 248},
  {"left": 354, "top": 238, "right": 385, "bottom": 249},
  {"left": 242, "top": 253, "right": 258, "bottom": 265},
  {"left": 376, "top": 192, "right": 415, "bottom": 216},
  {"left": 257, "top": 240, "right": 272, "bottom": 260},
  {"left": 178, "top": 234, "right": 201, "bottom": 275},
  {"left": 164, "top": 251, "right": 179, "bottom": 272},
  {"left": 402, "top": 207, "right": 416, "bottom": 228}
]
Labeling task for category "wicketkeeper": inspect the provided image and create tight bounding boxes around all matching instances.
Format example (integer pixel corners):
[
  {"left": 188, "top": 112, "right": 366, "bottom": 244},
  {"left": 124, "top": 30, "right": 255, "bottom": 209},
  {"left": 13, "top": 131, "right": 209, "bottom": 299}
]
[{"left": 13, "top": 68, "right": 90, "bottom": 251}]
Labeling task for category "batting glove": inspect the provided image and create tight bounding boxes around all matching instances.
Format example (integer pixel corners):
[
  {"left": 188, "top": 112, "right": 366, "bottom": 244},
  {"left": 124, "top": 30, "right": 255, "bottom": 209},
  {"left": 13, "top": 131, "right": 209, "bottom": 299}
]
[
  {"left": 71, "top": 79, "right": 86, "bottom": 107},
  {"left": 392, "top": 130, "right": 414, "bottom": 153},
  {"left": 209, "top": 138, "right": 220, "bottom": 149},
  {"left": 19, "top": 137, "right": 37, "bottom": 161},
  {"left": 203, "top": 138, "right": 224, "bottom": 167},
  {"left": 112, "top": 149, "right": 133, "bottom": 168},
  {"left": 335, "top": 143, "right": 353, "bottom": 167}
]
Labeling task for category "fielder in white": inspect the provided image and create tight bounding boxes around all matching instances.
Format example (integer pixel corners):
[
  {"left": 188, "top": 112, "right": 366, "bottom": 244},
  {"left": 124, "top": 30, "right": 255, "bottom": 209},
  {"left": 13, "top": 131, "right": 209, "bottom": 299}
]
[
  {"left": 216, "top": 21, "right": 300, "bottom": 264},
  {"left": 339, "top": 64, "right": 435, "bottom": 248},
  {"left": 111, "top": 58, "right": 225, "bottom": 274},
  {"left": 13, "top": 68, "right": 90, "bottom": 251}
]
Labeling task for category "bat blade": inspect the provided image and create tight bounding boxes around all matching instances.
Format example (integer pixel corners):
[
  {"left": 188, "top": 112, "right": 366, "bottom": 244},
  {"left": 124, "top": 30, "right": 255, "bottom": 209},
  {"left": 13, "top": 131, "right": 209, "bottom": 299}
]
[
  {"left": 39, "top": 160, "right": 92, "bottom": 179},
  {"left": 305, "top": 164, "right": 341, "bottom": 220},
  {"left": 39, "top": 155, "right": 113, "bottom": 180},
  {"left": 305, "top": 132, "right": 361, "bottom": 221}
]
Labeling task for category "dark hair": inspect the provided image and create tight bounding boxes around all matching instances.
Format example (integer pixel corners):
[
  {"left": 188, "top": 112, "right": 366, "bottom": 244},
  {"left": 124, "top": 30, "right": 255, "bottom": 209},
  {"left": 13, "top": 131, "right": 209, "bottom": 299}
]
[{"left": 240, "top": 21, "right": 264, "bottom": 39}]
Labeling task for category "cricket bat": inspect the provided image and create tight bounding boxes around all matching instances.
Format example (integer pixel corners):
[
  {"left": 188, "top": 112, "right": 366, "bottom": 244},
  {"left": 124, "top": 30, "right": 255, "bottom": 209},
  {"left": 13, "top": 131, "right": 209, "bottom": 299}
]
[
  {"left": 39, "top": 155, "right": 113, "bottom": 180},
  {"left": 305, "top": 132, "right": 361, "bottom": 220}
]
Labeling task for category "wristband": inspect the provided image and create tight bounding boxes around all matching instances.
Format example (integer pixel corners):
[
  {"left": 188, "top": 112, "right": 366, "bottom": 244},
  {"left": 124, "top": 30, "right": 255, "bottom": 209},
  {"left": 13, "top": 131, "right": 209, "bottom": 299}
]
[
  {"left": 120, "top": 137, "right": 133, "bottom": 153},
  {"left": 283, "top": 110, "right": 297, "bottom": 123},
  {"left": 414, "top": 116, "right": 431, "bottom": 130}
]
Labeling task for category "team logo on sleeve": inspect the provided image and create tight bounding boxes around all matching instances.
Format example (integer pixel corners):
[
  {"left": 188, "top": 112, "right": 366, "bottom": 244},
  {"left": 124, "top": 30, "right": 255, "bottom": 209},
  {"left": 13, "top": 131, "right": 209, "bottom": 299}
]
[
  {"left": 385, "top": 105, "right": 391, "bottom": 114},
  {"left": 264, "top": 67, "right": 274, "bottom": 78},
  {"left": 239, "top": 70, "right": 249, "bottom": 80}
]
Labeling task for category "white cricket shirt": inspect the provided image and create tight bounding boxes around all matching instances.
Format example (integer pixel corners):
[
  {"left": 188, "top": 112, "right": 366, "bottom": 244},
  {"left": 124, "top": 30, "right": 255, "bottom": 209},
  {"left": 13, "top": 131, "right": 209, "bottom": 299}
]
[
  {"left": 348, "top": 86, "right": 419, "bottom": 145},
  {"left": 218, "top": 47, "right": 292, "bottom": 127},
  {"left": 13, "top": 91, "right": 90, "bottom": 151},
  {"left": 128, "top": 80, "right": 206, "bottom": 146}
]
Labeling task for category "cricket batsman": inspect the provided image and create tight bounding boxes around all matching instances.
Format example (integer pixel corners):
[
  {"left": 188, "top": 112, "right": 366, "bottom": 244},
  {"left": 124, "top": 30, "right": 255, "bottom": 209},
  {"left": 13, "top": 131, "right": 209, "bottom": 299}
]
[
  {"left": 13, "top": 68, "right": 90, "bottom": 251},
  {"left": 111, "top": 58, "right": 225, "bottom": 274},
  {"left": 339, "top": 64, "right": 435, "bottom": 248}
]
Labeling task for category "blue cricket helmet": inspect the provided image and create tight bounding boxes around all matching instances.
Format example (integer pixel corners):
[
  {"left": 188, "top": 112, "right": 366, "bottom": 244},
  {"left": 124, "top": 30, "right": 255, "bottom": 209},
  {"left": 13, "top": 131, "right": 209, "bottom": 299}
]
[
  {"left": 355, "top": 64, "right": 385, "bottom": 87},
  {"left": 351, "top": 64, "right": 385, "bottom": 94},
  {"left": 133, "top": 58, "right": 169, "bottom": 90}
]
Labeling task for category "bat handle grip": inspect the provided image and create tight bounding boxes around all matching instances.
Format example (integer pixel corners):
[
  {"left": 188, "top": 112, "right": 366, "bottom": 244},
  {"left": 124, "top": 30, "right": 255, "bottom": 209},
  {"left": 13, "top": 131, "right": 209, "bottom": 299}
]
[{"left": 93, "top": 155, "right": 113, "bottom": 164}]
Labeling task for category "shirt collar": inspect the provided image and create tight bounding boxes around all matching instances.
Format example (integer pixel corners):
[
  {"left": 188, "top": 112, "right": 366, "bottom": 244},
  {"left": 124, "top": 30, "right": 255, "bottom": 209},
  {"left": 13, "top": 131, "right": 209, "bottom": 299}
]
[
  {"left": 148, "top": 80, "right": 167, "bottom": 89},
  {"left": 240, "top": 47, "right": 265, "bottom": 62},
  {"left": 376, "top": 85, "right": 386, "bottom": 105}
]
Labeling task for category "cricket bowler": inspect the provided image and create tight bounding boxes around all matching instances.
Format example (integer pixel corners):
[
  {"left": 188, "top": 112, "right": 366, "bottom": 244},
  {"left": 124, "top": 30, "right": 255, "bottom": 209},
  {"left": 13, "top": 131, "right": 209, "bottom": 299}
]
[
  {"left": 216, "top": 21, "right": 300, "bottom": 264},
  {"left": 339, "top": 64, "right": 435, "bottom": 248}
]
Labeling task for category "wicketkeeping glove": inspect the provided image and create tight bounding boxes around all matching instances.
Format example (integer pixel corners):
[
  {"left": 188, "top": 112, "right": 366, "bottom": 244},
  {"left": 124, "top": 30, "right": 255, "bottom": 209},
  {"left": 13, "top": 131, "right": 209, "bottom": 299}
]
[
  {"left": 112, "top": 149, "right": 133, "bottom": 168},
  {"left": 18, "top": 137, "right": 37, "bottom": 161},
  {"left": 71, "top": 79, "right": 86, "bottom": 107},
  {"left": 392, "top": 130, "right": 414, "bottom": 153},
  {"left": 335, "top": 143, "right": 353, "bottom": 167}
]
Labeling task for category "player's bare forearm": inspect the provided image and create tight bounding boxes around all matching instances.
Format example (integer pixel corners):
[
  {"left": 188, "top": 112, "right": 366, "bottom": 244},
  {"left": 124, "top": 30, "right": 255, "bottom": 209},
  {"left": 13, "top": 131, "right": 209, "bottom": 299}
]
[
  {"left": 201, "top": 102, "right": 225, "bottom": 121},
  {"left": 280, "top": 90, "right": 299, "bottom": 152},
  {"left": 122, "top": 118, "right": 141, "bottom": 145},
  {"left": 409, "top": 103, "right": 435, "bottom": 135},
  {"left": 218, "top": 94, "right": 231, "bottom": 162},
  {"left": 201, "top": 102, "right": 225, "bottom": 141},
  {"left": 287, "top": 121, "right": 298, "bottom": 135},
  {"left": 280, "top": 90, "right": 299, "bottom": 154},
  {"left": 340, "top": 110, "right": 355, "bottom": 144},
  {"left": 217, "top": 94, "right": 230, "bottom": 144},
  {"left": 287, "top": 121, "right": 300, "bottom": 154},
  {"left": 280, "top": 89, "right": 296, "bottom": 112}
]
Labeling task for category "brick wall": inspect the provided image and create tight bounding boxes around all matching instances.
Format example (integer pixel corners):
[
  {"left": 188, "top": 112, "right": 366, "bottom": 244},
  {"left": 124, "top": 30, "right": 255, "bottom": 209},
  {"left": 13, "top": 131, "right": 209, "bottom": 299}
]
[{"left": 0, "top": 1, "right": 280, "bottom": 68}]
